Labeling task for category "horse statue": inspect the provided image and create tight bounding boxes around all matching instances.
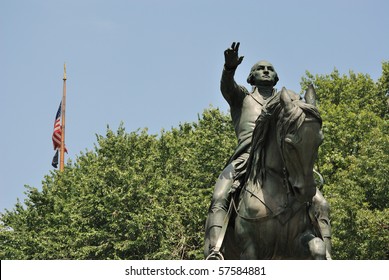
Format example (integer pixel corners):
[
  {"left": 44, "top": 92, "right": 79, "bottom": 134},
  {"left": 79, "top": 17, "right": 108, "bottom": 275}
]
[{"left": 208, "top": 86, "right": 327, "bottom": 259}]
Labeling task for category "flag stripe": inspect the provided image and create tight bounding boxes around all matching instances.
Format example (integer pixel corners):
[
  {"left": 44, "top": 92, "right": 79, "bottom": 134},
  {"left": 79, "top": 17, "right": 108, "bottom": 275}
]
[
  {"left": 51, "top": 102, "right": 67, "bottom": 168},
  {"left": 52, "top": 102, "right": 62, "bottom": 150}
]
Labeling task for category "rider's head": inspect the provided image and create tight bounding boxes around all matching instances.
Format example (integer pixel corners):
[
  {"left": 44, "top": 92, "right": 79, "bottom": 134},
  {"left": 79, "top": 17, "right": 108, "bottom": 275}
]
[{"left": 247, "top": 60, "right": 279, "bottom": 87}]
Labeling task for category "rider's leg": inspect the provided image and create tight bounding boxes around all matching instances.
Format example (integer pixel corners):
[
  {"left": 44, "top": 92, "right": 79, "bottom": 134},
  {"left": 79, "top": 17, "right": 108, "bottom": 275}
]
[
  {"left": 308, "top": 237, "right": 326, "bottom": 260},
  {"left": 313, "top": 189, "right": 332, "bottom": 259},
  {"left": 205, "top": 163, "right": 235, "bottom": 257},
  {"left": 300, "top": 231, "right": 326, "bottom": 260}
]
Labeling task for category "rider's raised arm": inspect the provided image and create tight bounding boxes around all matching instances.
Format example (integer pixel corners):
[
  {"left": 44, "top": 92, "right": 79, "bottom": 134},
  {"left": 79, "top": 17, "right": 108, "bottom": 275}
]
[
  {"left": 220, "top": 42, "right": 247, "bottom": 107},
  {"left": 220, "top": 67, "right": 247, "bottom": 106}
]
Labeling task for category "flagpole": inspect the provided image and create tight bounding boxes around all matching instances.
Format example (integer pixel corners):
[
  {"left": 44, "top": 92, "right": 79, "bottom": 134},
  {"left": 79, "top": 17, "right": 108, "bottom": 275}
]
[{"left": 60, "top": 63, "right": 67, "bottom": 172}]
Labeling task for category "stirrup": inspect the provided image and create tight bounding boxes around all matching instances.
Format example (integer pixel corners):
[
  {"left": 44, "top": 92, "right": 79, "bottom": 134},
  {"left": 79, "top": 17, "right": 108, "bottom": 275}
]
[{"left": 206, "top": 250, "right": 224, "bottom": 260}]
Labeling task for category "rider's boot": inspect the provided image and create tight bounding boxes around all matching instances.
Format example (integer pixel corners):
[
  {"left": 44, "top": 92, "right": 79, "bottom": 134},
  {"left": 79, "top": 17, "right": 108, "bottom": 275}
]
[
  {"left": 312, "top": 189, "right": 332, "bottom": 259},
  {"left": 324, "top": 237, "right": 332, "bottom": 260},
  {"left": 205, "top": 210, "right": 227, "bottom": 260},
  {"left": 318, "top": 218, "right": 332, "bottom": 260}
]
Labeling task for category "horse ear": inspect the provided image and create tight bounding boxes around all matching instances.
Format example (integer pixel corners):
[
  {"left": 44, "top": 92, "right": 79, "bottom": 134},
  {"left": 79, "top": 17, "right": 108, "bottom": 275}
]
[
  {"left": 280, "top": 87, "right": 294, "bottom": 113},
  {"left": 304, "top": 84, "right": 317, "bottom": 106}
]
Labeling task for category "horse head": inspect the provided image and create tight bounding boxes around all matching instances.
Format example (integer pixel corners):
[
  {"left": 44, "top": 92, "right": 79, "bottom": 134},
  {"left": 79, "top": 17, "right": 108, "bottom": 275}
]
[{"left": 278, "top": 85, "right": 323, "bottom": 203}]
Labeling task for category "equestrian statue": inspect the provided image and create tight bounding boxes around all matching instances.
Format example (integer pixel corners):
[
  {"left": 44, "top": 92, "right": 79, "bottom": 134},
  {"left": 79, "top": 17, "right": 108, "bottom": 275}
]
[{"left": 204, "top": 42, "right": 331, "bottom": 260}]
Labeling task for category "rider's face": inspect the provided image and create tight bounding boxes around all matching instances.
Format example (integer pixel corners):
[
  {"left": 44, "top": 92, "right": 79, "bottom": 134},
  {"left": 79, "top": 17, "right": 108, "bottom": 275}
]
[{"left": 251, "top": 62, "right": 277, "bottom": 86}]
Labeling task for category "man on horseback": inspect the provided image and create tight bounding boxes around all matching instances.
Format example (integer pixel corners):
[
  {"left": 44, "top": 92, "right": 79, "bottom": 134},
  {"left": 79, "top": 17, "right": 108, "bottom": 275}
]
[{"left": 205, "top": 42, "right": 332, "bottom": 259}]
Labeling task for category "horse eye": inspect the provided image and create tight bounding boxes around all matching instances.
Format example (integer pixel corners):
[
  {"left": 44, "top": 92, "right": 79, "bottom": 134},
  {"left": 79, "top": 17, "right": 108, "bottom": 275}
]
[{"left": 285, "top": 137, "right": 293, "bottom": 144}]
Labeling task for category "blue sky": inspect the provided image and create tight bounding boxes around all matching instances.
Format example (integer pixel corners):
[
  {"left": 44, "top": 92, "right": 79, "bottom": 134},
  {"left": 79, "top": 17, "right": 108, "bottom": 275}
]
[{"left": 1, "top": 0, "right": 388, "bottom": 213}]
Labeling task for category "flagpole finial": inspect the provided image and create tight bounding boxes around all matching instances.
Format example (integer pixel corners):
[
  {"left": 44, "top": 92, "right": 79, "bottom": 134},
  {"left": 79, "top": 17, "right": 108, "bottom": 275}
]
[{"left": 63, "top": 63, "right": 67, "bottom": 80}]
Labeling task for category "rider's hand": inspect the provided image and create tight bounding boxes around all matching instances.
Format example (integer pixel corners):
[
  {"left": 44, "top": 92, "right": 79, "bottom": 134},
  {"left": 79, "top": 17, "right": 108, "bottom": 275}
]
[{"left": 224, "top": 42, "right": 244, "bottom": 70}]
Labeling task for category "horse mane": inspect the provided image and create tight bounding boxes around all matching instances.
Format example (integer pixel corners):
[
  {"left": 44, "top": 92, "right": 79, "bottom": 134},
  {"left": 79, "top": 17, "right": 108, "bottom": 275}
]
[{"left": 247, "top": 90, "right": 322, "bottom": 185}]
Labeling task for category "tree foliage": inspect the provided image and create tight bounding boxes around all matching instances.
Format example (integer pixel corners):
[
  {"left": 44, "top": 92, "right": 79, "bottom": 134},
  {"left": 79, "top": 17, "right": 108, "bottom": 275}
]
[
  {"left": 301, "top": 62, "right": 388, "bottom": 259},
  {"left": 0, "top": 108, "right": 236, "bottom": 259},
  {"left": 1, "top": 64, "right": 388, "bottom": 260}
]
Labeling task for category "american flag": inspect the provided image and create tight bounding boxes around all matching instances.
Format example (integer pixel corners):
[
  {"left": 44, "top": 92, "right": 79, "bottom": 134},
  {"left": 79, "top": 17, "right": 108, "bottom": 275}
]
[
  {"left": 52, "top": 102, "right": 67, "bottom": 168},
  {"left": 52, "top": 102, "right": 62, "bottom": 150}
]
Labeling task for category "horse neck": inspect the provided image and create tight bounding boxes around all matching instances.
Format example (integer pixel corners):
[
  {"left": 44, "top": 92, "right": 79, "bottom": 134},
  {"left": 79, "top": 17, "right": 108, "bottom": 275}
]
[
  {"left": 249, "top": 118, "right": 288, "bottom": 207},
  {"left": 264, "top": 119, "right": 284, "bottom": 177}
]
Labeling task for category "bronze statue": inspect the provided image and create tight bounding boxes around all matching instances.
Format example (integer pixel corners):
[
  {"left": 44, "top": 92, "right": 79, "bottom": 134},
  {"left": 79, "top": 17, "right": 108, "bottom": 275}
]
[{"left": 204, "top": 42, "right": 331, "bottom": 260}]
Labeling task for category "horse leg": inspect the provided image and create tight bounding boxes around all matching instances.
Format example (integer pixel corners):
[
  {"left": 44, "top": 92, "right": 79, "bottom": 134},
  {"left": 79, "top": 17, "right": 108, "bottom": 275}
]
[
  {"left": 235, "top": 218, "right": 260, "bottom": 259},
  {"left": 240, "top": 238, "right": 259, "bottom": 260}
]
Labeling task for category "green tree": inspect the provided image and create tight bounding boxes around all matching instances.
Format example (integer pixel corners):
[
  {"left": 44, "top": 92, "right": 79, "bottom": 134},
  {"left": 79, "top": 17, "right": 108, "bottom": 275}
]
[
  {"left": 301, "top": 62, "right": 388, "bottom": 259},
  {"left": 0, "top": 108, "right": 235, "bottom": 259}
]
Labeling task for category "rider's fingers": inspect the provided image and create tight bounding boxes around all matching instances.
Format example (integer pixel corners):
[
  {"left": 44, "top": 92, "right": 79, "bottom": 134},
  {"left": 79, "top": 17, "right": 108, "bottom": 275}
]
[{"left": 235, "top": 42, "right": 240, "bottom": 52}]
